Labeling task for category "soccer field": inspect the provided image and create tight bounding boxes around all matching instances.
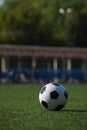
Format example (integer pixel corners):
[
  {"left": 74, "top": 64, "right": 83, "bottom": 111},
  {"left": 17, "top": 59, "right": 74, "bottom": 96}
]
[{"left": 0, "top": 83, "right": 87, "bottom": 130}]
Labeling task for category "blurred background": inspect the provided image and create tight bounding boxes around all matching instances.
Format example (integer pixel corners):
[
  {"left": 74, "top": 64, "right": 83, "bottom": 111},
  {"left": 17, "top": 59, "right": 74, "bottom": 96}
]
[{"left": 0, "top": 0, "right": 87, "bottom": 84}]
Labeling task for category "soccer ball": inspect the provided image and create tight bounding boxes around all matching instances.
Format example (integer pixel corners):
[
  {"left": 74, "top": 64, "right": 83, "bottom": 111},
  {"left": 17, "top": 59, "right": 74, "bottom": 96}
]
[{"left": 39, "top": 82, "right": 68, "bottom": 111}]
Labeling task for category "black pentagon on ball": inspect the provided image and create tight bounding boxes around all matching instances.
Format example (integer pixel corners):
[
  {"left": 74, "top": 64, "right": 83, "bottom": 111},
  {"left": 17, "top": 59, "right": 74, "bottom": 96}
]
[
  {"left": 64, "top": 91, "right": 68, "bottom": 99},
  {"left": 55, "top": 105, "right": 64, "bottom": 111},
  {"left": 52, "top": 83, "right": 60, "bottom": 86},
  {"left": 50, "top": 91, "right": 59, "bottom": 99},
  {"left": 42, "top": 101, "right": 48, "bottom": 108},
  {"left": 40, "top": 86, "right": 46, "bottom": 94}
]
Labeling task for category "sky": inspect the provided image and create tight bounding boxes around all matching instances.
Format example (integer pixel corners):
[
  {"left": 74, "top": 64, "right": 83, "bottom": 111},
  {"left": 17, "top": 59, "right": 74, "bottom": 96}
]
[{"left": 0, "top": 0, "right": 4, "bottom": 6}]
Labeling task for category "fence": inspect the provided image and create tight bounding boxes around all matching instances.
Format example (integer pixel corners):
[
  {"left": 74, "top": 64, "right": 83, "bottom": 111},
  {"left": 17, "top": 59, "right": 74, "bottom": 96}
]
[{"left": 0, "top": 68, "right": 87, "bottom": 83}]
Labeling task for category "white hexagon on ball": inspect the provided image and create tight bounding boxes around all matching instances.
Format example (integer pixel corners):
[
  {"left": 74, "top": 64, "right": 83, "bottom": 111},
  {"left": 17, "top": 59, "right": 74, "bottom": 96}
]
[{"left": 39, "top": 83, "right": 68, "bottom": 111}]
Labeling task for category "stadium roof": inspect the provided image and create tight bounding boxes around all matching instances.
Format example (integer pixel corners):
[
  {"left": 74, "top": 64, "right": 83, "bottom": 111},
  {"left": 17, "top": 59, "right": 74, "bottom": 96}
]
[{"left": 0, "top": 45, "right": 87, "bottom": 58}]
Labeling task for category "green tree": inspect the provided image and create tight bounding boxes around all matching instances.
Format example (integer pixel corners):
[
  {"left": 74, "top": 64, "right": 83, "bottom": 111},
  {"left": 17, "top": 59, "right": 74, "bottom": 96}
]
[
  {"left": 0, "top": 0, "right": 87, "bottom": 47},
  {"left": 69, "top": 0, "right": 87, "bottom": 47},
  {"left": 0, "top": 0, "right": 41, "bottom": 44}
]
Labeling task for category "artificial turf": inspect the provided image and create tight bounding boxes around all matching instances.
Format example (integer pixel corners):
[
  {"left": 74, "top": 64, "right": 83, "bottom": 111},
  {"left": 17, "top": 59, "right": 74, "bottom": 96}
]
[{"left": 0, "top": 83, "right": 87, "bottom": 130}]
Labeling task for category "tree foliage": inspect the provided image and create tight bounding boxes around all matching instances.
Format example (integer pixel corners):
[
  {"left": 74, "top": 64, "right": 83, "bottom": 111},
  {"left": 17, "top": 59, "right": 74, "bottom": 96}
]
[{"left": 0, "top": 0, "right": 87, "bottom": 47}]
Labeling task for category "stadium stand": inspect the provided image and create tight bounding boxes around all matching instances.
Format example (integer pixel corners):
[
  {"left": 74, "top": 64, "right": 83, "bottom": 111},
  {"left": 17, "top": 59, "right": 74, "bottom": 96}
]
[
  {"left": 0, "top": 45, "right": 87, "bottom": 83},
  {"left": 0, "top": 68, "right": 87, "bottom": 83}
]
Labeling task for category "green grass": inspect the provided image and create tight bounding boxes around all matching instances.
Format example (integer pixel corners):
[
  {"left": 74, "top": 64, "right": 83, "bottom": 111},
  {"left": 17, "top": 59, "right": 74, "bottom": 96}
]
[{"left": 0, "top": 83, "right": 87, "bottom": 130}]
